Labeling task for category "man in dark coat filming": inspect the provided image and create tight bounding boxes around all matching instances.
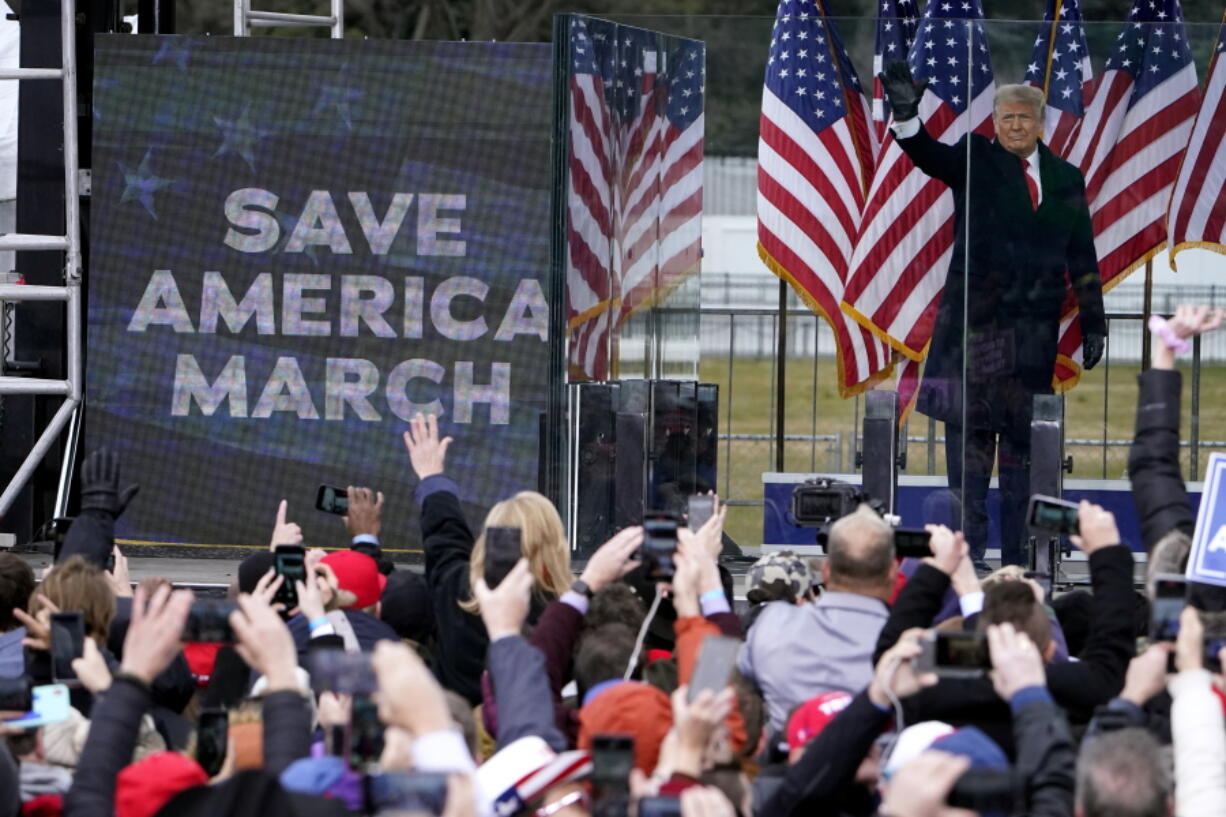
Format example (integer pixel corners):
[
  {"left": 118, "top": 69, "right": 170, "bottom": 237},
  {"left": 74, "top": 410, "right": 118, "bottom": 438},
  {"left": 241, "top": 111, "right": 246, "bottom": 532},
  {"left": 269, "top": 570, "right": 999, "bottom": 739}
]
[{"left": 878, "top": 60, "right": 1106, "bottom": 569}]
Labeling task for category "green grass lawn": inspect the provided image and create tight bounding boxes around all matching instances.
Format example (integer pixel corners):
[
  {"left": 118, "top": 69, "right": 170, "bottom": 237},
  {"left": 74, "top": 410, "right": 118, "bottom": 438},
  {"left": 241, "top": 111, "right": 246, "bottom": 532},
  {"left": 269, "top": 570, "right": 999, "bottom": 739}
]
[{"left": 698, "top": 356, "right": 1226, "bottom": 549}]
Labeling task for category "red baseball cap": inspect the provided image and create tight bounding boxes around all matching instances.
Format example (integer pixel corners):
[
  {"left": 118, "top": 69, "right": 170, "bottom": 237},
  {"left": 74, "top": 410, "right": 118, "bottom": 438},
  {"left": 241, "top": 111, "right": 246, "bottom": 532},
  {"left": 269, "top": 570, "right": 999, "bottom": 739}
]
[
  {"left": 322, "top": 550, "right": 387, "bottom": 610},
  {"left": 787, "top": 691, "right": 854, "bottom": 752},
  {"left": 115, "top": 751, "right": 208, "bottom": 817}
]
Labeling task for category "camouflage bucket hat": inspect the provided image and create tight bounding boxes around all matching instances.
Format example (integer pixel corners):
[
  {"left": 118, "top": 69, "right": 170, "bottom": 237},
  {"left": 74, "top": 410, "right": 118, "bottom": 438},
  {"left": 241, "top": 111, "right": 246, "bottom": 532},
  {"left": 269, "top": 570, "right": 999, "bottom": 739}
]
[{"left": 747, "top": 550, "right": 815, "bottom": 600}]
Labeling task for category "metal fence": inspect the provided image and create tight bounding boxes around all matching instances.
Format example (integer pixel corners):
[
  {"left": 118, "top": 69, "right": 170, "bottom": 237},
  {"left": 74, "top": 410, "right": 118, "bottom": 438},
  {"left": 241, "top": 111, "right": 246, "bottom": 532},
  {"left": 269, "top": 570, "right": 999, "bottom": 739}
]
[{"left": 692, "top": 299, "right": 1226, "bottom": 548}]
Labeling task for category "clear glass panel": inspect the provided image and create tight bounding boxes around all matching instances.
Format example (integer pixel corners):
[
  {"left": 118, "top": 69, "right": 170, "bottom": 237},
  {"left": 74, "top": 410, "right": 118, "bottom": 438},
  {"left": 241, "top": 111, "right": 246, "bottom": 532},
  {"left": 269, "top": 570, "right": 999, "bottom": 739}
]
[{"left": 557, "top": 16, "right": 706, "bottom": 383}]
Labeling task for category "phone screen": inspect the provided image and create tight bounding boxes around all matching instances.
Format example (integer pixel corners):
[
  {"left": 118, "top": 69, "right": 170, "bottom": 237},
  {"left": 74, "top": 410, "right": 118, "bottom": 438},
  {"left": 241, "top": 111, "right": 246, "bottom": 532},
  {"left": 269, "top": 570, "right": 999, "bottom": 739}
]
[
  {"left": 483, "top": 527, "right": 522, "bottom": 590},
  {"left": 2, "top": 684, "right": 71, "bottom": 729},
  {"left": 893, "top": 529, "right": 932, "bottom": 559},
  {"left": 688, "top": 635, "right": 739, "bottom": 702},
  {"left": 591, "top": 734, "right": 635, "bottom": 789},
  {"left": 50, "top": 612, "right": 85, "bottom": 685},
  {"left": 687, "top": 495, "right": 715, "bottom": 531},
  {"left": 309, "top": 649, "right": 377, "bottom": 695},
  {"left": 1027, "top": 495, "right": 1080, "bottom": 534},
  {"left": 369, "top": 772, "right": 449, "bottom": 815},
  {"left": 1151, "top": 575, "right": 1187, "bottom": 642},
  {"left": 350, "top": 694, "right": 384, "bottom": 770},
  {"left": 642, "top": 515, "right": 679, "bottom": 581},
  {"left": 316, "top": 484, "right": 349, "bottom": 515},
  {"left": 195, "top": 708, "right": 229, "bottom": 777},
  {"left": 936, "top": 632, "right": 991, "bottom": 670},
  {"left": 273, "top": 545, "right": 306, "bottom": 608}
]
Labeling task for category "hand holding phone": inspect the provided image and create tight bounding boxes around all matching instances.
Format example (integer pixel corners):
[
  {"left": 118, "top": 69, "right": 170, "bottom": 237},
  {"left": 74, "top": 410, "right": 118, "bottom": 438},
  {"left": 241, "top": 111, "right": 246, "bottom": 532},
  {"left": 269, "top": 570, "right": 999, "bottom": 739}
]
[
  {"left": 195, "top": 708, "right": 229, "bottom": 777},
  {"left": 316, "top": 484, "right": 349, "bottom": 515},
  {"left": 50, "top": 612, "right": 85, "bottom": 686},
  {"left": 1027, "top": 495, "right": 1080, "bottom": 535},
  {"left": 687, "top": 494, "right": 715, "bottom": 532},
  {"left": 2, "top": 684, "right": 71, "bottom": 729},
  {"left": 687, "top": 636, "right": 740, "bottom": 702},
  {"left": 641, "top": 513, "right": 679, "bottom": 581},
  {"left": 892, "top": 528, "right": 932, "bottom": 559},
  {"left": 273, "top": 545, "right": 306, "bottom": 609},
  {"left": 483, "top": 527, "right": 522, "bottom": 590},
  {"left": 184, "top": 601, "right": 239, "bottom": 643}
]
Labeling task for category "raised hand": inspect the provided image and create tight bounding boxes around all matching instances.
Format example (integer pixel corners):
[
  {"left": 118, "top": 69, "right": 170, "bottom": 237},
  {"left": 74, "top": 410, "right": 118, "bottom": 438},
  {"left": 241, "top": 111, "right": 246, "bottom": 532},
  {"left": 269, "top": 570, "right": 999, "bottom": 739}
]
[
  {"left": 877, "top": 60, "right": 929, "bottom": 122},
  {"left": 371, "top": 640, "right": 453, "bottom": 735},
  {"left": 228, "top": 592, "right": 299, "bottom": 693},
  {"left": 402, "top": 413, "right": 452, "bottom": 480},
  {"left": 344, "top": 486, "right": 385, "bottom": 539},
  {"left": 105, "top": 546, "right": 133, "bottom": 599},
  {"left": 1069, "top": 501, "right": 1119, "bottom": 555},
  {"left": 473, "top": 558, "right": 533, "bottom": 641},
  {"left": 579, "top": 526, "right": 644, "bottom": 593},
  {"left": 987, "top": 623, "right": 1046, "bottom": 701},
  {"left": 269, "top": 500, "right": 303, "bottom": 550},
  {"left": 119, "top": 584, "right": 193, "bottom": 685},
  {"left": 79, "top": 448, "right": 141, "bottom": 518},
  {"left": 1169, "top": 304, "right": 1226, "bottom": 339},
  {"left": 923, "top": 524, "right": 967, "bottom": 575},
  {"left": 868, "top": 628, "right": 938, "bottom": 707}
]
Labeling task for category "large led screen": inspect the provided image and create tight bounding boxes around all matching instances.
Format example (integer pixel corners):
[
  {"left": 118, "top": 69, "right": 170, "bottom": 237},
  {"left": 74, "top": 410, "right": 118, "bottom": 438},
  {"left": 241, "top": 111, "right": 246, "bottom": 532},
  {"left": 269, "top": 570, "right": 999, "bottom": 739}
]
[{"left": 87, "top": 35, "right": 555, "bottom": 550}]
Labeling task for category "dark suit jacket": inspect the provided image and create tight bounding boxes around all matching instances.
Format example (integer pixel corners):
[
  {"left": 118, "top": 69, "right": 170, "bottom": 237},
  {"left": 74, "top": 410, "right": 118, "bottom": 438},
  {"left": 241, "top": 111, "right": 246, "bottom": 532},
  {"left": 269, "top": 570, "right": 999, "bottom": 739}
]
[{"left": 898, "top": 126, "right": 1106, "bottom": 435}]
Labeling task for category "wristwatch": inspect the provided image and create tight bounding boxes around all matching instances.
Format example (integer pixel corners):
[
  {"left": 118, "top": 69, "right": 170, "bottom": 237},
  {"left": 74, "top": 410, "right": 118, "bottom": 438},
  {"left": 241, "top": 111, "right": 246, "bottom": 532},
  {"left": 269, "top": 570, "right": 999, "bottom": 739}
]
[{"left": 570, "top": 579, "right": 594, "bottom": 599}]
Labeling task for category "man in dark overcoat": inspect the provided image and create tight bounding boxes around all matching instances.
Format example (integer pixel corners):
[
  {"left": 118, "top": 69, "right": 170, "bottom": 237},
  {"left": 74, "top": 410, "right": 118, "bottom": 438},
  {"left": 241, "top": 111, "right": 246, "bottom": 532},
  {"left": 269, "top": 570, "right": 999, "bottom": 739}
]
[{"left": 879, "top": 61, "right": 1106, "bottom": 568}]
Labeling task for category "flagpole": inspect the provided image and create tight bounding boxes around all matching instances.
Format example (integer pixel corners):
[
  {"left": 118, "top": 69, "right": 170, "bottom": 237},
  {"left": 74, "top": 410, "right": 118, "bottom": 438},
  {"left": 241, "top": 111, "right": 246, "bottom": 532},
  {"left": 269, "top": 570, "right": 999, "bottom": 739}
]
[
  {"left": 776, "top": 278, "right": 788, "bottom": 472},
  {"left": 1141, "top": 258, "right": 1153, "bottom": 371}
]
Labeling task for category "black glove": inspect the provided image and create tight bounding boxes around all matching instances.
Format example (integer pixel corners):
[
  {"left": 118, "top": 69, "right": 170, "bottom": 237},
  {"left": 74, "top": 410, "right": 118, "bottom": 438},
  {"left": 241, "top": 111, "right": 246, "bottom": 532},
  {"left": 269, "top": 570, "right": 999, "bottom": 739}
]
[
  {"left": 79, "top": 448, "right": 140, "bottom": 517},
  {"left": 877, "top": 60, "right": 928, "bottom": 122},
  {"left": 1082, "top": 332, "right": 1105, "bottom": 370}
]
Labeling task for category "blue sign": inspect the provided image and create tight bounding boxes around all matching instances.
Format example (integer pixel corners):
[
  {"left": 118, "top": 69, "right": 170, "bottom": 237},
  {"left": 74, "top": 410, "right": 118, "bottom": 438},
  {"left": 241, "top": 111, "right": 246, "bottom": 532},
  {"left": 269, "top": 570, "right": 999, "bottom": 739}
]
[{"left": 1189, "top": 453, "right": 1226, "bottom": 585}]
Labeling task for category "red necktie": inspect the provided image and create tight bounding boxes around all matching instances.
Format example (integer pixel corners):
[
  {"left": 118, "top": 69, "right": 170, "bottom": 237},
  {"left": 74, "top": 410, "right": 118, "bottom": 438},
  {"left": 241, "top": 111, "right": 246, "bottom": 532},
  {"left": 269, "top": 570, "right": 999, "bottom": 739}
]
[{"left": 1021, "top": 157, "right": 1039, "bottom": 210}]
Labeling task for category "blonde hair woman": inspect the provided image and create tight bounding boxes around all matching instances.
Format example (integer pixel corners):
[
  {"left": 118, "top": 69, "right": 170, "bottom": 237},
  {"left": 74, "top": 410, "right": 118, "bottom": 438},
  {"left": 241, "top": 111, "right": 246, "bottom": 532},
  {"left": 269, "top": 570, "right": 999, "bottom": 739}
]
[{"left": 403, "top": 413, "right": 574, "bottom": 704}]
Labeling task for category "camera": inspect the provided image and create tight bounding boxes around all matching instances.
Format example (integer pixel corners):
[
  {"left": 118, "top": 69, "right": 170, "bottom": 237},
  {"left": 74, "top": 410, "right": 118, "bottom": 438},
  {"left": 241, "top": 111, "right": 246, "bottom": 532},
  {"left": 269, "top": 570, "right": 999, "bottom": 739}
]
[
  {"left": 309, "top": 649, "right": 377, "bottom": 695},
  {"left": 183, "top": 601, "right": 239, "bottom": 643},
  {"left": 791, "top": 478, "right": 868, "bottom": 527}
]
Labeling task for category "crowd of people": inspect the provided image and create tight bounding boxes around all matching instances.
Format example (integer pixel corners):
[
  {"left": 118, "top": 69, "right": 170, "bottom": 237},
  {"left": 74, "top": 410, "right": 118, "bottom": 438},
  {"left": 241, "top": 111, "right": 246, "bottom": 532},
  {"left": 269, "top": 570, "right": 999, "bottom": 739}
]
[{"left": 0, "top": 305, "right": 1223, "bottom": 817}]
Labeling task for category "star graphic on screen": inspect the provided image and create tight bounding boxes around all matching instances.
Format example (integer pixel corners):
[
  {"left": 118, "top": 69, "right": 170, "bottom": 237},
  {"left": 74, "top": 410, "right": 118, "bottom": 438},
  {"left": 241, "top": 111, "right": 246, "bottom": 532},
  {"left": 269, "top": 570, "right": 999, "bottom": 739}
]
[
  {"left": 151, "top": 38, "right": 199, "bottom": 72},
  {"left": 313, "top": 79, "right": 363, "bottom": 130},
  {"left": 212, "top": 104, "right": 270, "bottom": 171},
  {"left": 117, "top": 150, "right": 175, "bottom": 219}
]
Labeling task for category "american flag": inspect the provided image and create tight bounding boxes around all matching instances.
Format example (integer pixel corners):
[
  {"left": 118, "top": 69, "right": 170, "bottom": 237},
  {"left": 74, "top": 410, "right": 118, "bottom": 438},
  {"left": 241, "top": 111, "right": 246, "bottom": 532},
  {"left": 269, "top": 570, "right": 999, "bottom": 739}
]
[
  {"left": 618, "top": 38, "right": 705, "bottom": 323},
  {"left": 1024, "top": 0, "right": 1093, "bottom": 158},
  {"left": 841, "top": 0, "right": 996, "bottom": 385},
  {"left": 1167, "top": 14, "right": 1226, "bottom": 270},
  {"left": 757, "top": 0, "right": 891, "bottom": 397},
  {"left": 1056, "top": 0, "right": 1198, "bottom": 382},
  {"left": 565, "top": 18, "right": 618, "bottom": 380},
  {"left": 872, "top": 0, "right": 920, "bottom": 142},
  {"left": 563, "top": 21, "right": 706, "bottom": 380}
]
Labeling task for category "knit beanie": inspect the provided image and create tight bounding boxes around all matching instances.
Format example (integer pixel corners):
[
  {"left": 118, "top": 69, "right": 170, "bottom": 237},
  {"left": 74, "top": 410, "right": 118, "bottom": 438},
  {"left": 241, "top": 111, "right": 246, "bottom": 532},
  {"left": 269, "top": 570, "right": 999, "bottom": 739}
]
[
  {"left": 115, "top": 751, "right": 208, "bottom": 817},
  {"left": 577, "top": 682, "right": 673, "bottom": 774}
]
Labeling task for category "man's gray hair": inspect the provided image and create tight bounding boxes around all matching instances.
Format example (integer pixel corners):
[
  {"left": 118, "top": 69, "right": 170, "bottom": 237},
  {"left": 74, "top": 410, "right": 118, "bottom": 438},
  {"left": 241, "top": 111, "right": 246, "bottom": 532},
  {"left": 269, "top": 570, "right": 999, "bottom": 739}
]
[
  {"left": 1076, "top": 729, "right": 1170, "bottom": 817},
  {"left": 826, "top": 504, "right": 894, "bottom": 586},
  {"left": 993, "top": 83, "right": 1044, "bottom": 116}
]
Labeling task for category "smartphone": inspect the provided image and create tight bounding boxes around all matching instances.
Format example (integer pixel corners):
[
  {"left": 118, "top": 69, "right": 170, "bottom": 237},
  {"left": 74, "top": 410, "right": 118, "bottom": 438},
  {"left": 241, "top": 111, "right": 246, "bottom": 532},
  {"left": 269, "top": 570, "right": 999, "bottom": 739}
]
[
  {"left": 316, "top": 484, "right": 349, "bottom": 515},
  {"left": 368, "top": 772, "right": 449, "bottom": 815},
  {"left": 2, "top": 684, "right": 71, "bottom": 729},
  {"left": 893, "top": 528, "right": 932, "bottom": 559},
  {"left": 688, "top": 635, "right": 740, "bottom": 702},
  {"left": 0, "top": 676, "right": 32, "bottom": 712},
  {"left": 195, "top": 708, "right": 229, "bottom": 777},
  {"left": 591, "top": 734, "right": 635, "bottom": 790},
  {"left": 948, "top": 769, "right": 1022, "bottom": 813},
  {"left": 309, "top": 649, "right": 377, "bottom": 695},
  {"left": 183, "top": 601, "right": 239, "bottom": 643},
  {"left": 641, "top": 514, "right": 679, "bottom": 581},
  {"left": 483, "top": 527, "right": 523, "bottom": 590},
  {"left": 350, "top": 693, "right": 384, "bottom": 771},
  {"left": 1150, "top": 574, "right": 1187, "bottom": 642},
  {"left": 105, "top": 552, "right": 116, "bottom": 573},
  {"left": 687, "top": 494, "right": 715, "bottom": 532},
  {"left": 50, "top": 612, "right": 85, "bottom": 685},
  {"left": 916, "top": 631, "right": 992, "bottom": 679},
  {"left": 1027, "top": 494, "right": 1080, "bottom": 535},
  {"left": 273, "top": 544, "right": 306, "bottom": 609}
]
